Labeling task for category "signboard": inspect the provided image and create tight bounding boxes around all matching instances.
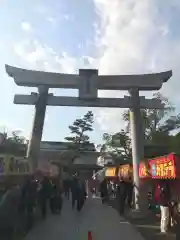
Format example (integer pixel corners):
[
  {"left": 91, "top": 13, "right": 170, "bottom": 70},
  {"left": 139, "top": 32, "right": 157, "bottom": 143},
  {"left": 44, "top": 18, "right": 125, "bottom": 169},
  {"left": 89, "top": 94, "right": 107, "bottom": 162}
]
[
  {"left": 0, "top": 155, "right": 7, "bottom": 175},
  {"left": 149, "top": 153, "right": 176, "bottom": 179},
  {"left": 8, "top": 156, "right": 32, "bottom": 174},
  {"left": 139, "top": 162, "right": 150, "bottom": 178},
  {"left": 118, "top": 164, "right": 133, "bottom": 180},
  {"left": 0, "top": 155, "right": 32, "bottom": 175},
  {"left": 78, "top": 69, "right": 98, "bottom": 100},
  {"left": 105, "top": 167, "right": 116, "bottom": 177}
]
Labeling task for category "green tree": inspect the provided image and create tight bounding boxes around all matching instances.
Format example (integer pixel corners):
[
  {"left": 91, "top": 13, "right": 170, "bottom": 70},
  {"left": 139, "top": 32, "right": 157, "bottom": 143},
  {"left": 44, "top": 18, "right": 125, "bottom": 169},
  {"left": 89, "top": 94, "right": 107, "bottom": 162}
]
[
  {"left": 0, "top": 130, "right": 27, "bottom": 155},
  {"left": 102, "top": 130, "right": 131, "bottom": 163},
  {"left": 168, "top": 132, "right": 180, "bottom": 155},
  {"left": 65, "top": 111, "right": 94, "bottom": 162},
  {"left": 102, "top": 93, "right": 180, "bottom": 160},
  {"left": 122, "top": 92, "right": 176, "bottom": 140}
]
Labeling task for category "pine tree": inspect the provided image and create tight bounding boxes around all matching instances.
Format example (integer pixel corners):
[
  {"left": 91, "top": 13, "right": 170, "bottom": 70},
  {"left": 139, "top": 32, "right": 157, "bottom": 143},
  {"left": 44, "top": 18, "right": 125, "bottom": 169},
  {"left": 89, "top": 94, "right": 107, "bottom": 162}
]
[{"left": 65, "top": 111, "right": 94, "bottom": 162}]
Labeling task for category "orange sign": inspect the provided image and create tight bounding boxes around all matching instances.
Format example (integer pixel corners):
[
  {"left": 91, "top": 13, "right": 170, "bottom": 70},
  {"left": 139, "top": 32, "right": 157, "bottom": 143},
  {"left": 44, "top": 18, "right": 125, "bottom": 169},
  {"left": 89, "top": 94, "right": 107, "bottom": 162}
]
[
  {"left": 118, "top": 164, "right": 133, "bottom": 179},
  {"left": 139, "top": 162, "right": 149, "bottom": 178},
  {"left": 149, "top": 154, "right": 176, "bottom": 179},
  {"left": 105, "top": 167, "right": 116, "bottom": 177}
]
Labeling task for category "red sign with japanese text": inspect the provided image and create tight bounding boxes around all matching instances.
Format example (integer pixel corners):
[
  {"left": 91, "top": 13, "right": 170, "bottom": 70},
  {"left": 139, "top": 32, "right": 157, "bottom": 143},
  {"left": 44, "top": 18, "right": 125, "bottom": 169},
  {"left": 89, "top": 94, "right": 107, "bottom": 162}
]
[{"left": 149, "top": 153, "right": 176, "bottom": 179}]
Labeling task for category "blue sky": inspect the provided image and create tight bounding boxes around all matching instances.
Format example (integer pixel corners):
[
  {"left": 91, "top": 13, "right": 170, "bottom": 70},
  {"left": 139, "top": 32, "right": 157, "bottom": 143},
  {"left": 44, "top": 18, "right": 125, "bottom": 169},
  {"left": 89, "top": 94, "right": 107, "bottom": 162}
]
[
  {"left": 0, "top": 0, "right": 104, "bottom": 144},
  {"left": 0, "top": 0, "right": 180, "bottom": 145}
]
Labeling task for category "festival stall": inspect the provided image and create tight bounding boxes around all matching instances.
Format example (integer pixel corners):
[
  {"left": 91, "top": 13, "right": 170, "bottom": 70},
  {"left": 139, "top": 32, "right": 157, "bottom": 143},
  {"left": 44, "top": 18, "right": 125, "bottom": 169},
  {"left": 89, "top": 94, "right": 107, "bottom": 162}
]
[
  {"left": 139, "top": 153, "right": 180, "bottom": 181},
  {"left": 139, "top": 161, "right": 151, "bottom": 179},
  {"left": 118, "top": 164, "right": 133, "bottom": 181},
  {"left": 0, "top": 154, "right": 32, "bottom": 188},
  {"left": 148, "top": 153, "right": 179, "bottom": 179},
  {"left": 148, "top": 153, "right": 180, "bottom": 201},
  {"left": 139, "top": 153, "right": 180, "bottom": 211},
  {"left": 0, "top": 154, "right": 32, "bottom": 176},
  {"left": 105, "top": 167, "right": 117, "bottom": 180}
]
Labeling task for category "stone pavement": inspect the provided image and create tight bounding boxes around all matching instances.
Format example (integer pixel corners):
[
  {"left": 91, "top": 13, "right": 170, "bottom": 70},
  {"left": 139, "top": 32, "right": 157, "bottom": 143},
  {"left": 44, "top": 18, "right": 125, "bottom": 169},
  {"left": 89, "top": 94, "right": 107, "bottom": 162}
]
[{"left": 25, "top": 198, "right": 145, "bottom": 240}]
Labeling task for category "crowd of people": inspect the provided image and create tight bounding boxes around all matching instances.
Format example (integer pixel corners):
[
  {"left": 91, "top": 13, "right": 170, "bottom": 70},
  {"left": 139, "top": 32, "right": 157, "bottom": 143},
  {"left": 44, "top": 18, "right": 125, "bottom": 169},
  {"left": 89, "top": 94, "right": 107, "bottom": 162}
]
[
  {"left": 99, "top": 177, "right": 134, "bottom": 214},
  {"left": 98, "top": 177, "right": 180, "bottom": 235},
  {"left": 97, "top": 176, "right": 179, "bottom": 235},
  {"left": 18, "top": 172, "right": 87, "bottom": 230},
  {"left": 2, "top": 169, "right": 179, "bottom": 236}
]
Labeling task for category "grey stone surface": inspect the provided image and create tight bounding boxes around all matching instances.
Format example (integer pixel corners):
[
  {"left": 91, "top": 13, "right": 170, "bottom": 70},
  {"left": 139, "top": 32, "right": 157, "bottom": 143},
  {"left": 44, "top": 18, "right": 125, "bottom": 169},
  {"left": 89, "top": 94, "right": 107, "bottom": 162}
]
[
  {"left": 25, "top": 198, "right": 145, "bottom": 240},
  {"left": 6, "top": 64, "right": 172, "bottom": 90}
]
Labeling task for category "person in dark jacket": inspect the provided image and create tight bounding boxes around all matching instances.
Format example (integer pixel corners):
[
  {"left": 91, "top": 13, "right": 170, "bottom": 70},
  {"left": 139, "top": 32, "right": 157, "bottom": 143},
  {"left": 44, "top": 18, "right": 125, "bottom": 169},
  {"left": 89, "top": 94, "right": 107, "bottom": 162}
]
[
  {"left": 77, "top": 180, "right": 87, "bottom": 211},
  {"left": 126, "top": 177, "right": 134, "bottom": 208},
  {"left": 19, "top": 175, "right": 37, "bottom": 229},
  {"left": 71, "top": 174, "right": 79, "bottom": 210},
  {"left": 38, "top": 176, "right": 50, "bottom": 219},
  {"left": 49, "top": 179, "right": 63, "bottom": 214},
  {"left": 71, "top": 174, "right": 86, "bottom": 212},
  {"left": 49, "top": 180, "right": 56, "bottom": 214},
  {"left": 64, "top": 179, "right": 71, "bottom": 200},
  {"left": 118, "top": 178, "right": 127, "bottom": 214},
  {"left": 99, "top": 179, "right": 108, "bottom": 204}
]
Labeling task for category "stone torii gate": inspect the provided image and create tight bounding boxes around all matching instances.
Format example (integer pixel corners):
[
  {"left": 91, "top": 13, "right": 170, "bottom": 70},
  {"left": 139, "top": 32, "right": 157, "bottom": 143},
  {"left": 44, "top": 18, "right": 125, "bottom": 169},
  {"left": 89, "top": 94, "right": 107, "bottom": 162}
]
[{"left": 5, "top": 65, "right": 172, "bottom": 209}]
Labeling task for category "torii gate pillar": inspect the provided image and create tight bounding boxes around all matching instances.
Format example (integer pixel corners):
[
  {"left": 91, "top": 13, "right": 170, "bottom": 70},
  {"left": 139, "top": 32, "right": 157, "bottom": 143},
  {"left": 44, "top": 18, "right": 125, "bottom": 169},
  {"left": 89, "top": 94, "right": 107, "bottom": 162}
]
[
  {"left": 27, "top": 86, "right": 49, "bottom": 170},
  {"left": 129, "top": 88, "right": 144, "bottom": 210}
]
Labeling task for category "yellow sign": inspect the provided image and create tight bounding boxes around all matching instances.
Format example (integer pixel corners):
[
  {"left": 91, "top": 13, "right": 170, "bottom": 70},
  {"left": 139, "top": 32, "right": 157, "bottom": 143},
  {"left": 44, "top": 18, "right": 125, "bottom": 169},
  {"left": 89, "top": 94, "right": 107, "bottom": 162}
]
[
  {"left": 0, "top": 155, "right": 32, "bottom": 175},
  {"left": 105, "top": 167, "right": 116, "bottom": 177},
  {"left": 118, "top": 164, "right": 133, "bottom": 179}
]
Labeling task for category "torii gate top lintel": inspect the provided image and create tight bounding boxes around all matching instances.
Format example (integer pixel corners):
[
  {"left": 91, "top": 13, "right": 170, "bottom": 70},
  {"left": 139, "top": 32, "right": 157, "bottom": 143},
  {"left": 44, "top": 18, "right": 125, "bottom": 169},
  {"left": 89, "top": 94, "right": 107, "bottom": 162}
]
[{"left": 5, "top": 64, "right": 172, "bottom": 91}]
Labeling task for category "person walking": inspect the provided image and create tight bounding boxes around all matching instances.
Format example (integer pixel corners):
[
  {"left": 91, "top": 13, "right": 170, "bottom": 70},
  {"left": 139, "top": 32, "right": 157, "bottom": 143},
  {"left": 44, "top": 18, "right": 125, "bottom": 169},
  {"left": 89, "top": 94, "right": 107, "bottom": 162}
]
[
  {"left": 126, "top": 177, "right": 134, "bottom": 208},
  {"left": 71, "top": 173, "right": 86, "bottom": 212},
  {"left": 71, "top": 173, "right": 80, "bottom": 210},
  {"left": 20, "top": 175, "right": 37, "bottom": 230},
  {"left": 77, "top": 179, "right": 87, "bottom": 212},
  {"left": 158, "top": 181, "right": 171, "bottom": 234},
  {"left": 49, "top": 179, "right": 56, "bottom": 214},
  {"left": 53, "top": 178, "right": 63, "bottom": 214},
  {"left": 38, "top": 176, "right": 50, "bottom": 219},
  {"left": 99, "top": 179, "right": 108, "bottom": 204},
  {"left": 118, "top": 178, "right": 127, "bottom": 215}
]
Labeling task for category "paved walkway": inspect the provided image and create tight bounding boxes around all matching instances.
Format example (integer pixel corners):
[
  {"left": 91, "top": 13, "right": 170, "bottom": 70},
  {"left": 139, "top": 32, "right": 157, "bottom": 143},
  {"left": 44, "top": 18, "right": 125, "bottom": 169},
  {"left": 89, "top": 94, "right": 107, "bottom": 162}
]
[{"left": 25, "top": 198, "right": 145, "bottom": 240}]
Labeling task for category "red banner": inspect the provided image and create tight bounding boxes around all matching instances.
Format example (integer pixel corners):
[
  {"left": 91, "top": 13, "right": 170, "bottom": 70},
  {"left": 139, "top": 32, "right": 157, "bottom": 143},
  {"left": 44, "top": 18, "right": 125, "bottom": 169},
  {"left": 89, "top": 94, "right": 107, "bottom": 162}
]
[{"left": 149, "top": 153, "right": 176, "bottom": 179}]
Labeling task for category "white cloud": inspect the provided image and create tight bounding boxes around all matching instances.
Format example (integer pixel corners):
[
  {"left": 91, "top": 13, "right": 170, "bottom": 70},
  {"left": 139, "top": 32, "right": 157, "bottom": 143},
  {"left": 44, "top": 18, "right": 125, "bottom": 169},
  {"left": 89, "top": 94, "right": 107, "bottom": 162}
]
[
  {"left": 47, "top": 17, "right": 56, "bottom": 24},
  {"left": 21, "top": 21, "right": 32, "bottom": 32},
  {"left": 13, "top": 39, "right": 78, "bottom": 73},
  {"left": 92, "top": 0, "right": 180, "bottom": 132},
  {"left": 63, "top": 14, "right": 74, "bottom": 21},
  {"left": 12, "top": 0, "right": 180, "bottom": 135},
  {"left": 12, "top": 39, "right": 99, "bottom": 75}
]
